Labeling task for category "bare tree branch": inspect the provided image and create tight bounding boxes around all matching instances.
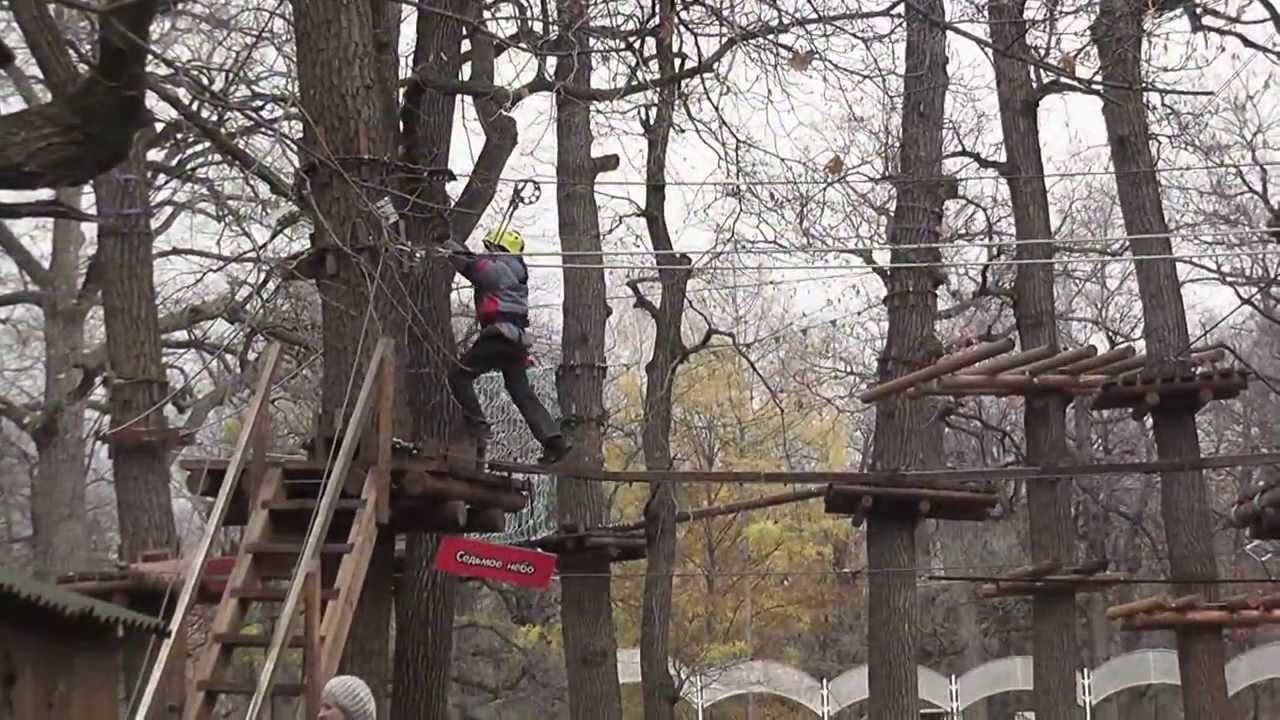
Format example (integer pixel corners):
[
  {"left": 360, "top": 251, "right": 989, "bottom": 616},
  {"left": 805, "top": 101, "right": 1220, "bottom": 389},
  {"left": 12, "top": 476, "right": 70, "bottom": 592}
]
[
  {"left": 0, "top": 289, "right": 47, "bottom": 308},
  {"left": 0, "top": 222, "right": 51, "bottom": 288}
]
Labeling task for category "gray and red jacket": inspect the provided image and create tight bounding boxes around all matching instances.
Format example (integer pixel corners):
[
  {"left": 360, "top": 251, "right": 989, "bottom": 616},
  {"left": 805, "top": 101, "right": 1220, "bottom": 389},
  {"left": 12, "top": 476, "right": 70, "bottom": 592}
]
[{"left": 442, "top": 238, "right": 530, "bottom": 335}]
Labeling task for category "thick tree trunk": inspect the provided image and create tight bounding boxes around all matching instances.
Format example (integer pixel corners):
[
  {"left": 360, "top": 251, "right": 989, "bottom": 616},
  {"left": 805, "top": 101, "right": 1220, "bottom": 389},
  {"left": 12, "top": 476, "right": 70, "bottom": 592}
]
[
  {"left": 94, "top": 147, "right": 178, "bottom": 564},
  {"left": 554, "top": 0, "right": 624, "bottom": 714},
  {"left": 291, "top": 0, "right": 403, "bottom": 709},
  {"left": 29, "top": 188, "right": 90, "bottom": 578},
  {"left": 1091, "top": 5, "right": 1232, "bottom": 718},
  {"left": 636, "top": 2, "right": 685, "bottom": 717},
  {"left": 394, "top": 1, "right": 523, "bottom": 714},
  {"left": 987, "top": 2, "right": 1078, "bottom": 716},
  {"left": 393, "top": 2, "right": 466, "bottom": 717},
  {"left": 864, "top": 0, "right": 950, "bottom": 716}
]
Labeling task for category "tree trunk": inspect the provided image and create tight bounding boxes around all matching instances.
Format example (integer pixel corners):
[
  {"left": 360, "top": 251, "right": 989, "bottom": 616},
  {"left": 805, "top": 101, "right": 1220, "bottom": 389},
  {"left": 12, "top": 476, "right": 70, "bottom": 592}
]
[
  {"left": 636, "top": 6, "right": 687, "bottom": 712},
  {"left": 393, "top": 0, "right": 523, "bottom": 714},
  {"left": 290, "top": 0, "right": 402, "bottom": 708},
  {"left": 94, "top": 146, "right": 178, "bottom": 565},
  {"left": 554, "top": 0, "right": 624, "bottom": 713},
  {"left": 29, "top": 189, "right": 90, "bottom": 579},
  {"left": 987, "top": 1, "right": 1079, "bottom": 715},
  {"left": 865, "top": 0, "right": 950, "bottom": 713},
  {"left": 1091, "top": 4, "right": 1232, "bottom": 718}
]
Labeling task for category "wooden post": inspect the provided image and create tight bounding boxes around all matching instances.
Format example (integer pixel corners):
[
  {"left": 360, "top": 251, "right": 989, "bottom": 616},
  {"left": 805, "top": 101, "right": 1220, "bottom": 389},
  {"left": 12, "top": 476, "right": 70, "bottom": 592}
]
[
  {"left": 375, "top": 344, "right": 395, "bottom": 524},
  {"left": 304, "top": 567, "right": 322, "bottom": 719}
]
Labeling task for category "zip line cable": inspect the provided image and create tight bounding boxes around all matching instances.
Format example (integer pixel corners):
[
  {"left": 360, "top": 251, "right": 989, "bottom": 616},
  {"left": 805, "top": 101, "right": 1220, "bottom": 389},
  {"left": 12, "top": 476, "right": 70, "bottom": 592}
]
[
  {"left": 519, "top": 243, "right": 1280, "bottom": 272},
  {"left": 449, "top": 160, "right": 1280, "bottom": 189}
]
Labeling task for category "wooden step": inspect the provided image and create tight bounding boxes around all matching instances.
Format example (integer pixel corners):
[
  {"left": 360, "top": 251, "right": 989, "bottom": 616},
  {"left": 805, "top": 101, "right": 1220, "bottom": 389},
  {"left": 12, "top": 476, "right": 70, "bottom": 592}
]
[
  {"left": 262, "top": 498, "right": 365, "bottom": 512},
  {"left": 212, "top": 632, "right": 307, "bottom": 648},
  {"left": 243, "top": 541, "right": 354, "bottom": 555},
  {"left": 196, "top": 679, "right": 305, "bottom": 696},
  {"left": 229, "top": 586, "right": 339, "bottom": 602}
]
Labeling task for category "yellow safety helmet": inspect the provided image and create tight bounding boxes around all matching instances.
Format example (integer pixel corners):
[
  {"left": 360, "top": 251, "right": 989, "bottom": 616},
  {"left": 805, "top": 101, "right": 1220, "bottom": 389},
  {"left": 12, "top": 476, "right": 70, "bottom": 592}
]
[{"left": 484, "top": 227, "right": 525, "bottom": 254}]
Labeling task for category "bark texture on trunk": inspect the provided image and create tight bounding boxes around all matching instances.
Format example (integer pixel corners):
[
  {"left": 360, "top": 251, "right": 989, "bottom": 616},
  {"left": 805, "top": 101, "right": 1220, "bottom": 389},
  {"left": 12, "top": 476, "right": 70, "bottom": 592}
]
[
  {"left": 1091, "top": 5, "right": 1232, "bottom": 717},
  {"left": 393, "top": 1, "right": 521, "bottom": 714},
  {"left": 554, "top": 0, "right": 624, "bottom": 713},
  {"left": 865, "top": 0, "right": 950, "bottom": 713},
  {"left": 29, "top": 190, "right": 91, "bottom": 578},
  {"left": 636, "top": 3, "right": 686, "bottom": 712},
  {"left": 0, "top": 0, "right": 159, "bottom": 189},
  {"left": 291, "top": 0, "right": 404, "bottom": 708},
  {"left": 987, "top": 1, "right": 1078, "bottom": 715},
  {"left": 94, "top": 146, "right": 178, "bottom": 564}
]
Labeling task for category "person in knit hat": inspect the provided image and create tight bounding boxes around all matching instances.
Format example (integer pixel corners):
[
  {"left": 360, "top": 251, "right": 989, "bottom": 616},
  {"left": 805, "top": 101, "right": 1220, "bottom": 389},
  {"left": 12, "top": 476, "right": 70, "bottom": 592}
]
[{"left": 317, "top": 675, "right": 376, "bottom": 720}]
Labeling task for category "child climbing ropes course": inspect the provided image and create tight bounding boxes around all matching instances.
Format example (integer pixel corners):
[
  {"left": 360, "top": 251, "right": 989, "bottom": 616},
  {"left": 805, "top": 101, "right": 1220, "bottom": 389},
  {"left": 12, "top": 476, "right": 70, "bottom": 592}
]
[{"left": 436, "top": 209, "right": 573, "bottom": 466}]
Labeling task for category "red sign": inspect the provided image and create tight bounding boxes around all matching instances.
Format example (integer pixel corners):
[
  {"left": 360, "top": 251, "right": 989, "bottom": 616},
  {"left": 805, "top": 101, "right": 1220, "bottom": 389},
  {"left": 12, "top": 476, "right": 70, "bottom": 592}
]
[{"left": 432, "top": 536, "right": 557, "bottom": 589}]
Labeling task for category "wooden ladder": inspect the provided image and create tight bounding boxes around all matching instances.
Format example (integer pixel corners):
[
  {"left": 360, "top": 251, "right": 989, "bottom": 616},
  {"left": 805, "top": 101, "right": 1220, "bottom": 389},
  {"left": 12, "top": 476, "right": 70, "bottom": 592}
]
[{"left": 135, "top": 339, "right": 396, "bottom": 720}]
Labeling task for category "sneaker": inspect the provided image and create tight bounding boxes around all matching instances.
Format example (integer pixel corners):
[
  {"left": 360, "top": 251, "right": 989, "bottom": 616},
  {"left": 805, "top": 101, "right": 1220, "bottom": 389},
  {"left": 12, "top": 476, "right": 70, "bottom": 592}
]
[{"left": 537, "top": 436, "right": 573, "bottom": 465}]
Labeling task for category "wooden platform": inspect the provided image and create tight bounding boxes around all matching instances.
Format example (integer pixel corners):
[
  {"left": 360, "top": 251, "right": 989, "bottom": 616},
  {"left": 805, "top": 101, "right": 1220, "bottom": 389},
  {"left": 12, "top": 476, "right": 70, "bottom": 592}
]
[
  {"left": 1107, "top": 591, "right": 1280, "bottom": 630},
  {"left": 182, "top": 456, "right": 528, "bottom": 533},
  {"left": 823, "top": 481, "right": 998, "bottom": 523},
  {"left": 973, "top": 559, "right": 1127, "bottom": 598},
  {"left": 1092, "top": 364, "right": 1248, "bottom": 417}
]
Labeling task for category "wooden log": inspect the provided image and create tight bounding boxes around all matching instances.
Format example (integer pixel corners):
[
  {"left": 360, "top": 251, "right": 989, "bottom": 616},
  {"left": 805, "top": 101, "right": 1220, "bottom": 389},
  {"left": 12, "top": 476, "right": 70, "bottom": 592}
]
[
  {"left": 958, "top": 344, "right": 1055, "bottom": 375},
  {"left": 1018, "top": 346, "right": 1097, "bottom": 375},
  {"left": 1222, "top": 591, "right": 1266, "bottom": 611},
  {"left": 1094, "top": 354, "right": 1147, "bottom": 376},
  {"left": 932, "top": 374, "right": 1109, "bottom": 392},
  {"left": 399, "top": 471, "right": 527, "bottom": 512},
  {"left": 1106, "top": 594, "right": 1173, "bottom": 619},
  {"left": 976, "top": 573, "right": 1128, "bottom": 599},
  {"left": 1004, "top": 560, "right": 1061, "bottom": 580},
  {"left": 1191, "top": 348, "right": 1226, "bottom": 365},
  {"left": 605, "top": 487, "right": 826, "bottom": 533},
  {"left": 858, "top": 337, "right": 1016, "bottom": 402},
  {"left": 1062, "top": 558, "right": 1111, "bottom": 576},
  {"left": 825, "top": 484, "right": 998, "bottom": 506},
  {"left": 1060, "top": 346, "right": 1136, "bottom": 374},
  {"left": 1120, "top": 609, "right": 1280, "bottom": 630},
  {"left": 1167, "top": 594, "right": 1204, "bottom": 610}
]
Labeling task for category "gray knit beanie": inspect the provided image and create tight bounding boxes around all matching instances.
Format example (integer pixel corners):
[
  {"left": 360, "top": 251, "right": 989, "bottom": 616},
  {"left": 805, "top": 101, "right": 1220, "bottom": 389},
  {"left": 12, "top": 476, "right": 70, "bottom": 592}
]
[{"left": 321, "top": 675, "right": 376, "bottom": 720}]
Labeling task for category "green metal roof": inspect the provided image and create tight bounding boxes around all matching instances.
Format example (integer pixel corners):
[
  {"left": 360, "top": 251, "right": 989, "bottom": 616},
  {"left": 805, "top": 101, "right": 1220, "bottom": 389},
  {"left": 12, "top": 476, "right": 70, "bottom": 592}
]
[{"left": 0, "top": 564, "right": 166, "bottom": 635}]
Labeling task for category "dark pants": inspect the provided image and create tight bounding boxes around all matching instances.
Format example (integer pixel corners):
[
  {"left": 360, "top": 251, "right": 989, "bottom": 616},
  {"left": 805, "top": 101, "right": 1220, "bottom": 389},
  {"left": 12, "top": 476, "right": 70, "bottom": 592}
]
[{"left": 448, "top": 333, "right": 561, "bottom": 445}]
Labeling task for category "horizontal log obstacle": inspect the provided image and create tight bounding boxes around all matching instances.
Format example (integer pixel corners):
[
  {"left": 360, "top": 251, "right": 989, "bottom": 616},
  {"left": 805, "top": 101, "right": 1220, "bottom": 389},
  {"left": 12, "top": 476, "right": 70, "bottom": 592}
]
[
  {"left": 971, "top": 559, "right": 1128, "bottom": 599},
  {"left": 853, "top": 336, "right": 1241, "bottom": 409},
  {"left": 1107, "top": 591, "right": 1280, "bottom": 630},
  {"left": 823, "top": 481, "right": 998, "bottom": 523},
  {"left": 523, "top": 525, "right": 647, "bottom": 565}
]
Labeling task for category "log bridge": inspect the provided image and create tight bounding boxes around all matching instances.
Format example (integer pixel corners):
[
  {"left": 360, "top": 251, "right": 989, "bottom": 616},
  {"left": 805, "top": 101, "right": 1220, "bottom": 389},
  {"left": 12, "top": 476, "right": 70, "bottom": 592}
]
[
  {"left": 971, "top": 559, "right": 1128, "bottom": 599},
  {"left": 857, "top": 336, "right": 1248, "bottom": 420},
  {"left": 1107, "top": 591, "right": 1280, "bottom": 630}
]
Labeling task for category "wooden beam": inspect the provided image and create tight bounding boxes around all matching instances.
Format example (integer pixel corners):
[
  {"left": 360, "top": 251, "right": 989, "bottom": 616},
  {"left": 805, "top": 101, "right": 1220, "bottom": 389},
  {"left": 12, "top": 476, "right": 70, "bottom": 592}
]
[
  {"left": 858, "top": 337, "right": 1015, "bottom": 402},
  {"left": 957, "top": 344, "right": 1054, "bottom": 375},
  {"left": 603, "top": 487, "right": 826, "bottom": 533},
  {"left": 136, "top": 342, "right": 283, "bottom": 720},
  {"left": 1059, "top": 346, "right": 1135, "bottom": 374},
  {"left": 1018, "top": 346, "right": 1096, "bottom": 375}
]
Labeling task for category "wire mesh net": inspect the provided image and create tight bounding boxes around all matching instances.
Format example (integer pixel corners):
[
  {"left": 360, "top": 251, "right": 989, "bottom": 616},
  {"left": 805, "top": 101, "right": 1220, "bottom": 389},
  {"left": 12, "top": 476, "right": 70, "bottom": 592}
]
[{"left": 473, "top": 365, "right": 558, "bottom": 541}]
